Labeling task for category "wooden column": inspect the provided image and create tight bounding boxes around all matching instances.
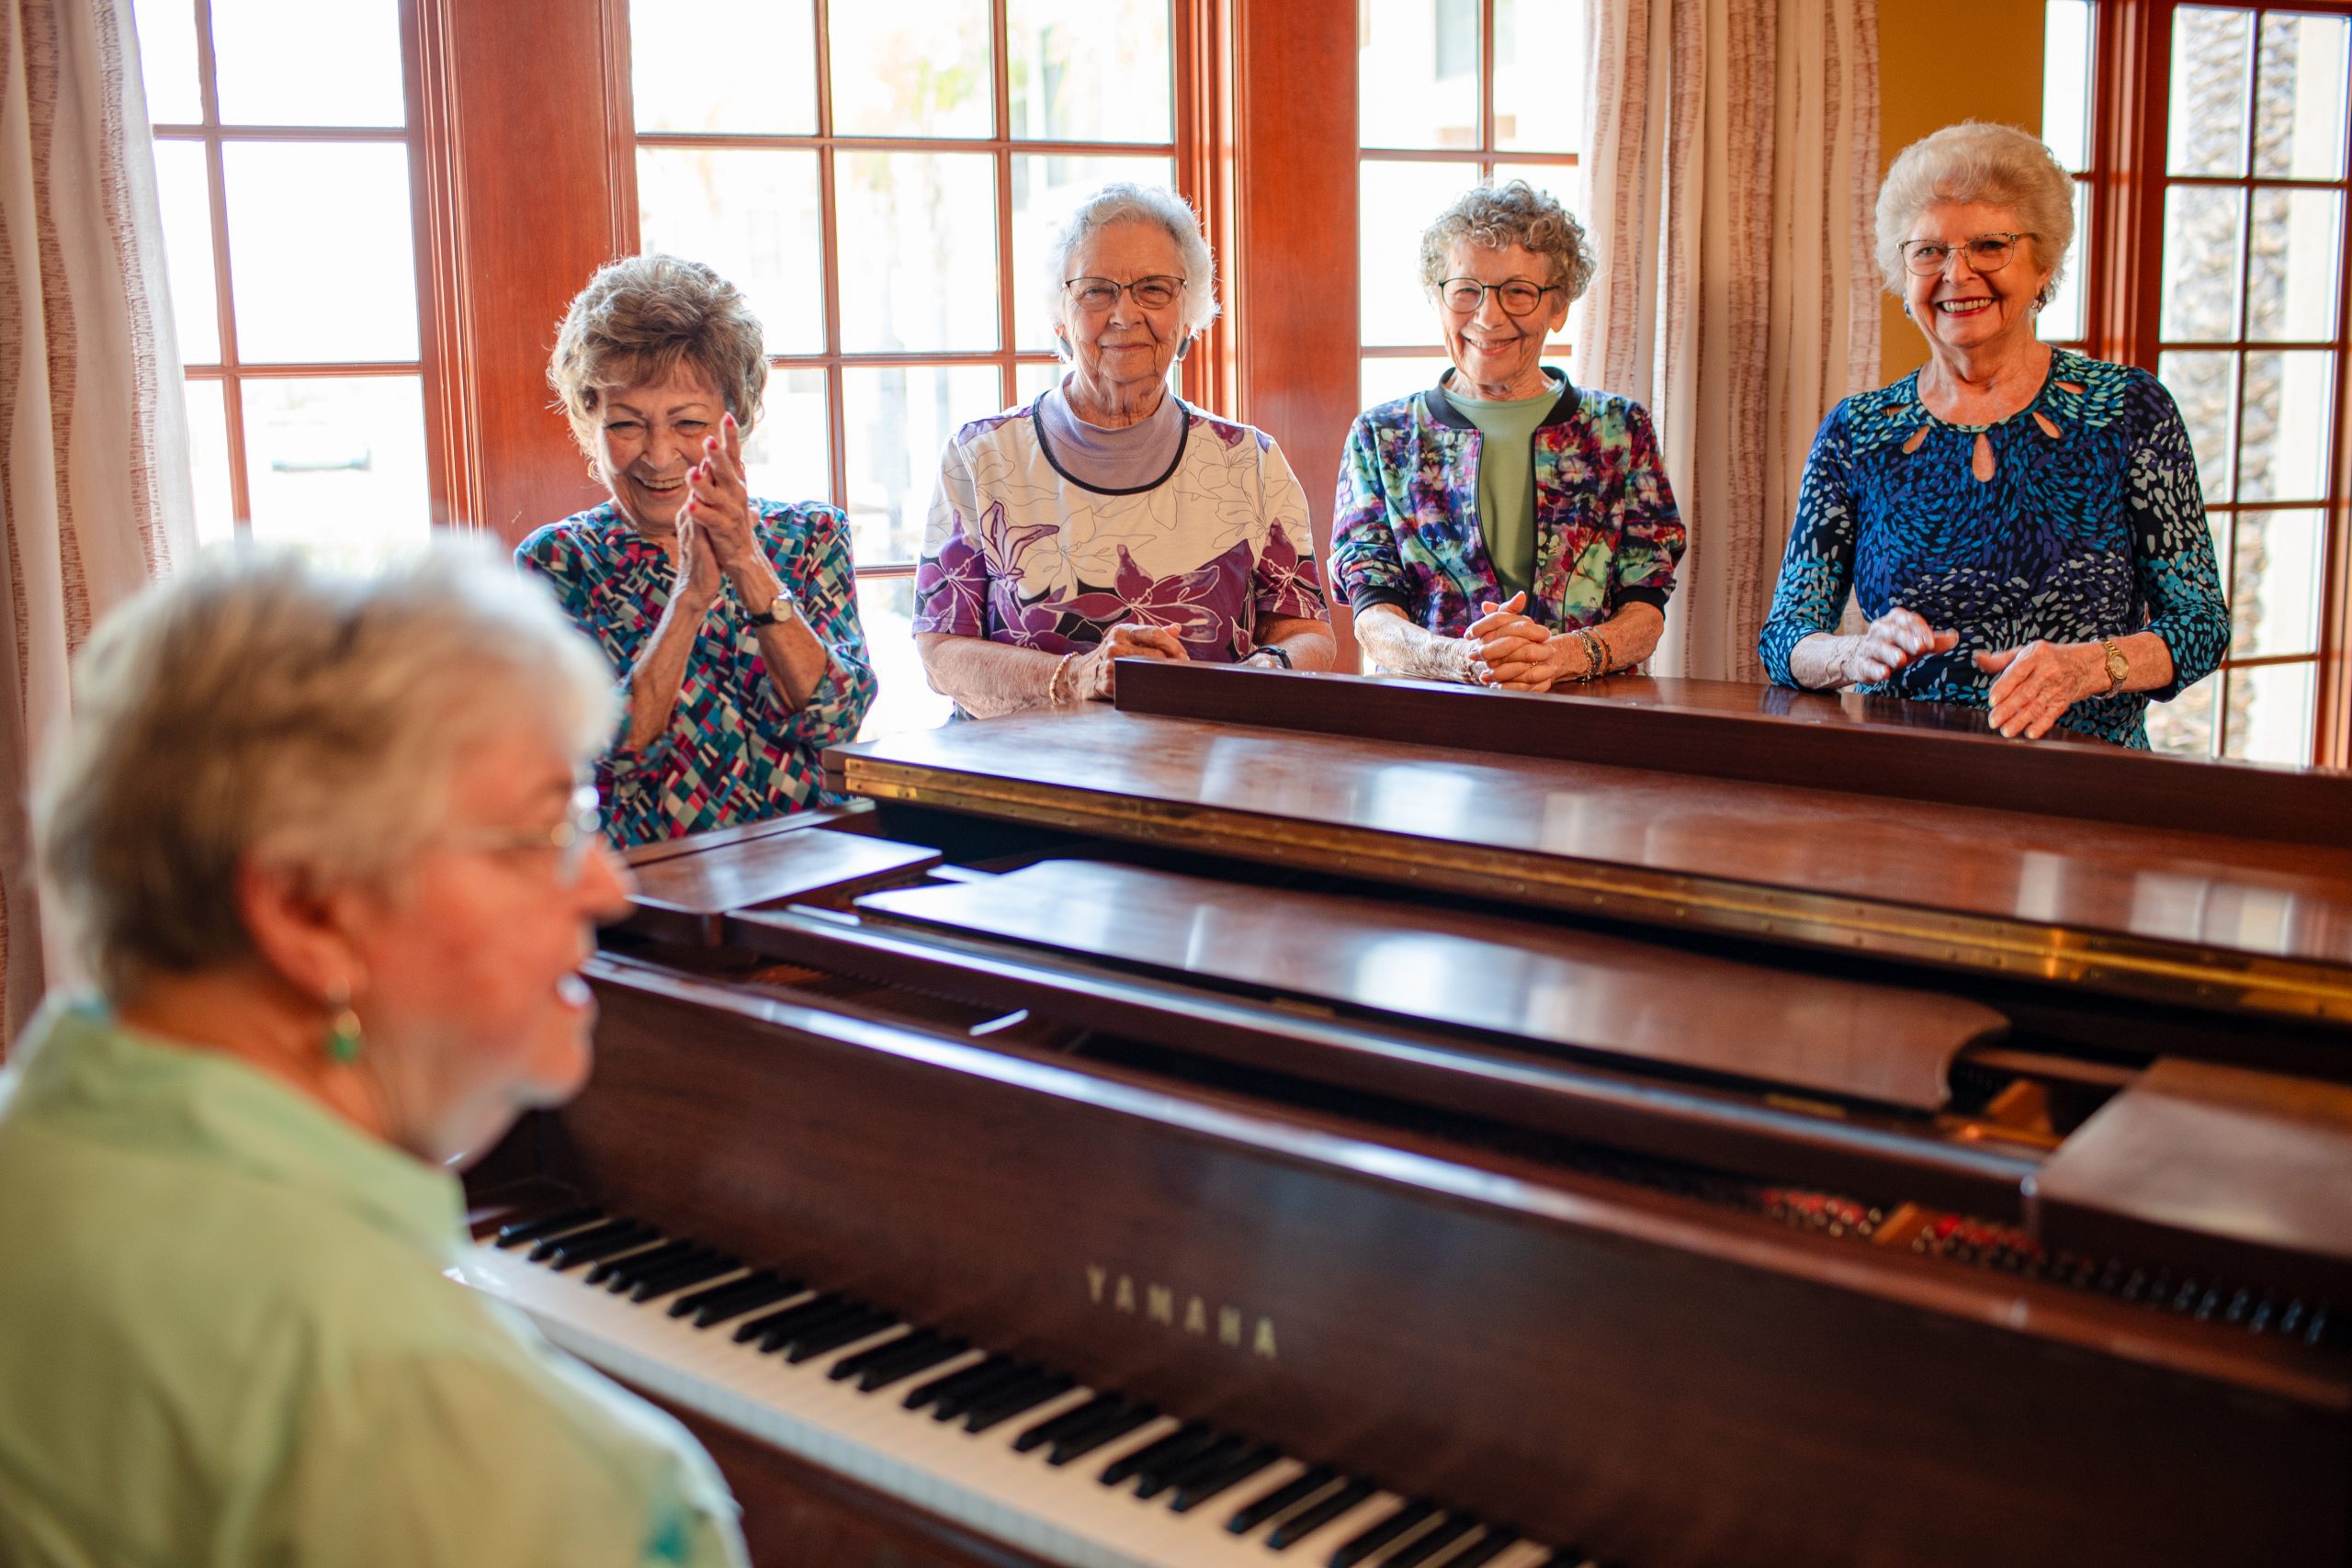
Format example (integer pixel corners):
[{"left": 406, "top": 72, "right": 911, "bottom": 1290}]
[{"left": 410, "top": 0, "right": 634, "bottom": 546}]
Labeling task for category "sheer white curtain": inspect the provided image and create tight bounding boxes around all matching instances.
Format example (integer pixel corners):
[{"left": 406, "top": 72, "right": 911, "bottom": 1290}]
[
  {"left": 1, "top": 0, "right": 192, "bottom": 1040},
  {"left": 1577, "top": 0, "right": 1881, "bottom": 681}
]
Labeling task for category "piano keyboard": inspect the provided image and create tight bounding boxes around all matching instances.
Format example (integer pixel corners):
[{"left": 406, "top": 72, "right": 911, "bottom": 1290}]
[{"left": 458, "top": 1209, "right": 1605, "bottom": 1568}]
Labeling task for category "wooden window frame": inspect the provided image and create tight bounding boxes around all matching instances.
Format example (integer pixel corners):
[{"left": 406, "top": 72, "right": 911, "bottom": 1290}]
[{"left": 2086, "top": 0, "right": 2352, "bottom": 766}]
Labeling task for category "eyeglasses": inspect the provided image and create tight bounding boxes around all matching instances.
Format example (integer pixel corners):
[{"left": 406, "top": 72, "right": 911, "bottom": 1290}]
[
  {"left": 449, "top": 785, "right": 605, "bottom": 886},
  {"left": 1064, "top": 276, "right": 1185, "bottom": 312},
  {"left": 1902, "top": 231, "right": 2036, "bottom": 276},
  {"left": 1437, "top": 277, "right": 1561, "bottom": 316}
]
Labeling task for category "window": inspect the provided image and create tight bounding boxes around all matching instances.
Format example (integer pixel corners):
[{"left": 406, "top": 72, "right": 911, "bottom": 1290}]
[
  {"left": 2065, "top": 1, "right": 2352, "bottom": 766},
  {"left": 1357, "top": 0, "right": 1586, "bottom": 411},
  {"left": 135, "top": 0, "right": 434, "bottom": 570},
  {"left": 626, "top": 0, "right": 1180, "bottom": 738},
  {"left": 2042, "top": 0, "right": 2100, "bottom": 352}
]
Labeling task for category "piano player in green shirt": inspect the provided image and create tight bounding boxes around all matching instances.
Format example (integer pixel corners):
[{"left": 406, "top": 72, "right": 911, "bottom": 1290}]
[{"left": 0, "top": 547, "right": 747, "bottom": 1566}]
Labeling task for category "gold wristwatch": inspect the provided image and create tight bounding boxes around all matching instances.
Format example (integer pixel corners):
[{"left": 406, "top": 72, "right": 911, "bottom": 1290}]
[{"left": 2099, "top": 636, "right": 2129, "bottom": 695}]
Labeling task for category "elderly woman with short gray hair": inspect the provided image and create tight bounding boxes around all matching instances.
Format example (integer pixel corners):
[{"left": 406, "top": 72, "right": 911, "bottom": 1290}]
[
  {"left": 914, "top": 182, "right": 1333, "bottom": 715},
  {"left": 1759, "top": 121, "right": 2227, "bottom": 746},
  {"left": 1330, "top": 179, "right": 1686, "bottom": 692},
  {"left": 0, "top": 546, "right": 745, "bottom": 1563}
]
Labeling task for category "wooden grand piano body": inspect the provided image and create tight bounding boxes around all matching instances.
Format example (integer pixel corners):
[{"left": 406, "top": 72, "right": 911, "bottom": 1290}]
[{"left": 467, "top": 665, "right": 2352, "bottom": 1568}]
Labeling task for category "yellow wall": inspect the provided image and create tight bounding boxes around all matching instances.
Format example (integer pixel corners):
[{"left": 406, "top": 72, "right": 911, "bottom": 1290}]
[{"left": 1875, "top": 1, "right": 2048, "bottom": 382}]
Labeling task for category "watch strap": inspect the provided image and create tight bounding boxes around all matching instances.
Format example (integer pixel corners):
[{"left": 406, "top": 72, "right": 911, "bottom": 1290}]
[{"left": 2099, "top": 636, "right": 2128, "bottom": 694}]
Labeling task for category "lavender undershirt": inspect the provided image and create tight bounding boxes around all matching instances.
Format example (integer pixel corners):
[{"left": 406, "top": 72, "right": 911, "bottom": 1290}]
[{"left": 1035, "top": 377, "right": 1186, "bottom": 491}]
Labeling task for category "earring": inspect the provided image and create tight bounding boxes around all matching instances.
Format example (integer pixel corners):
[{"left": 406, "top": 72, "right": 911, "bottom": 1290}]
[
  {"left": 324, "top": 990, "right": 363, "bottom": 1065},
  {"left": 1901, "top": 300, "right": 1913, "bottom": 319},
  {"left": 1175, "top": 337, "right": 1193, "bottom": 362}
]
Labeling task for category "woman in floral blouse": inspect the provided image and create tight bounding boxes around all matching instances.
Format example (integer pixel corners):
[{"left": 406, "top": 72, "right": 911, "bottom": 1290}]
[
  {"left": 520, "top": 255, "right": 875, "bottom": 846},
  {"left": 1330, "top": 181, "right": 1685, "bottom": 691},
  {"left": 913, "top": 183, "right": 1332, "bottom": 716}
]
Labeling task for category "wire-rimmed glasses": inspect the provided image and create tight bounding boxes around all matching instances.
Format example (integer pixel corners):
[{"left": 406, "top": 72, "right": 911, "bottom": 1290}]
[
  {"left": 450, "top": 784, "right": 605, "bottom": 886},
  {"left": 1064, "top": 276, "right": 1185, "bottom": 312},
  {"left": 1901, "top": 232, "right": 2036, "bottom": 276}
]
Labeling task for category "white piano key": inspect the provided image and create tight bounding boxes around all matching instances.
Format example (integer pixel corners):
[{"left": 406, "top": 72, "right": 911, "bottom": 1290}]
[{"left": 458, "top": 1242, "right": 1562, "bottom": 1568}]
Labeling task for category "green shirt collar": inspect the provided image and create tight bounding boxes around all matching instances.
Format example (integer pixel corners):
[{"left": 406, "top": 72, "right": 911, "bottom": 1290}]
[{"left": 6, "top": 996, "right": 468, "bottom": 1265}]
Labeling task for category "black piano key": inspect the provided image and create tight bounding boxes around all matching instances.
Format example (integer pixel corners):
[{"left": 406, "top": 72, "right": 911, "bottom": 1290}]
[
  {"left": 494, "top": 1207, "right": 601, "bottom": 1248},
  {"left": 545, "top": 1224, "right": 662, "bottom": 1271},
  {"left": 1014, "top": 1392, "right": 1121, "bottom": 1453},
  {"left": 856, "top": 1336, "right": 969, "bottom": 1393},
  {"left": 589, "top": 1238, "right": 695, "bottom": 1287},
  {"left": 760, "top": 1298, "right": 873, "bottom": 1356},
  {"left": 1227, "top": 1464, "right": 1338, "bottom": 1535},
  {"left": 735, "top": 1292, "right": 841, "bottom": 1345},
  {"left": 905, "top": 1354, "right": 1015, "bottom": 1414},
  {"left": 675, "top": 1273, "right": 797, "bottom": 1325},
  {"left": 831, "top": 1328, "right": 936, "bottom": 1382},
  {"left": 1137, "top": 1433, "right": 1249, "bottom": 1501},
  {"left": 1534, "top": 1551, "right": 1596, "bottom": 1568},
  {"left": 1100, "top": 1422, "right": 1215, "bottom": 1488},
  {"left": 783, "top": 1307, "right": 899, "bottom": 1364},
  {"left": 529, "top": 1217, "right": 641, "bottom": 1263},
  {"left": 932, "top": 1359, "right": 1038, "bottom": 1422},
  {"left": 612, "top": 1244, "right": 722, "bottom": 1293},
  {"left": 1326, "top": 1498, "right": 1436, "bottom": 1566},
  {"left": 1439, "top": 1526, "right": 1520, "bottom": 1568},
  {"left": 631, "top": 1254, "right": 740, "bottom": 1303},
  {"left": 1380, "top": 1516, "right": 1478, "bottom": 1568},
  {"left": 964, "top": 1373, "right": 1076, "bottom": 1434},
  {"left": 1169, "top": 1443, "right": 1280, "bottom": 1512},
  {"left": 1264, "top": 1481, "right": 1374, "bottom": 1551},
  {"left": 1046, "top": 1403, "right": 1159, "bottom": 1466}
]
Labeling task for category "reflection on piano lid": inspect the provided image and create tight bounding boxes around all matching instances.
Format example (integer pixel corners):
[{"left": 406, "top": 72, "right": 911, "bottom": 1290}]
[{"left": 463, "top": 1207, "right": 1595, "bottom": 1568}]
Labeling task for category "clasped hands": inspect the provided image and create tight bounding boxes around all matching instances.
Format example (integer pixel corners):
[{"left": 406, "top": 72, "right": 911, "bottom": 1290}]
[
  {"left": 671, "top": 413, "right": 786, "bottom": 616},
  {"left": 1845, "top": 606, "right": 2110, "bottom": 740},
  {"left": 1062, "top": 622, "right": 1188, "bottom": 702},
  {"left": 1457, "top": 592, "right": 1597, "bottom": 692}
]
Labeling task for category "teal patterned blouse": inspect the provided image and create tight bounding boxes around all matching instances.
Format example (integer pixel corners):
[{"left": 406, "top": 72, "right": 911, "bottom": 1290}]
[
  {"left": 517, "top": 500, "right": 876, "bottom": 847},
  {"left": 1758, "top": 350, "right": 2229, "bottom": 749}
]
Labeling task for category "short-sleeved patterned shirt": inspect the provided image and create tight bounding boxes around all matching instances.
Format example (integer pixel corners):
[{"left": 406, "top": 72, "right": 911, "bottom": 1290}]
[
  {"left": 1757, "top": 350, "right": 2230, "bottom": 749},
  {"left": 517, "top": 500, "right": 876, "bottom": 847},
  {"left": 912, "top": 397, "right": 1329, "bottom": 661},
  {"left": 1328, "top": 369, "right": 1686, "bottom": 637}
]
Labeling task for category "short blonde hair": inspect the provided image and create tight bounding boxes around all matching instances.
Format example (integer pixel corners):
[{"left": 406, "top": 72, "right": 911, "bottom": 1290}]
[
  {"left": 548, "top": 254, "right": 768, "bottom": 453},
  {"left": 36, "top": 541, "right": 618, "bottom": 1001},
  {"left": 1042, "top": 183, "right": 1222, "bottom": 346},
  {"left": 1419, "top": 180, "right": 1596, "bottom": 304},
  {"left": 1874, "top": 122, "right": 2075, "bottom": 300}
]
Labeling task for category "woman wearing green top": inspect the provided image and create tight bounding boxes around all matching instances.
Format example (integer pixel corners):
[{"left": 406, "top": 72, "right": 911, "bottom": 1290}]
[
  {"left": 1330, "top": 181, "right": 1687, "bottom": 690},
  {"left": 0, "top": 547, "right": 745, "bottom": 1566}
]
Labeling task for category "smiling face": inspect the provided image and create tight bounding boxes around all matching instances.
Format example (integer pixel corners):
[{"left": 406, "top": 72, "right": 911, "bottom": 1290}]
[
  {"left": 1433, "top": 242, "right": 1569, "bottom": 401},
  {"left": 591, "top": 360, "right": 728, "bottom": 540},
  {"left": 1902, "top": 200, "right": 2053, "bottom": 359},
  {"left": 1057, "top": 219, "right": 1190, "bottom": 403},
  {"left": 342, "top": 727, "right": 632, "bottom": 1165}
]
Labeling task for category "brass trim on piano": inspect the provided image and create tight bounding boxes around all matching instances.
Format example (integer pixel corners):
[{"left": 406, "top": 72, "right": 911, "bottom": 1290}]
[{"left": 842, "top": 756, "right": 2352, "bottom": 1027}]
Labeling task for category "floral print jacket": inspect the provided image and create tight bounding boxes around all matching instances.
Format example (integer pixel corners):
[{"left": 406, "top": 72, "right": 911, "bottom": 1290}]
[{"left": 1329, "top": 370, "right": 1686, "bottom": 635}]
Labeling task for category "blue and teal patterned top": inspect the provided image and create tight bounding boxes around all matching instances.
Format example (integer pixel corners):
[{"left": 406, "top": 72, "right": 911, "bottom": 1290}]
[
  {"left": 518, "top": 500, "right": 876, "bottom": 848},
  {"left": 1758, "top": 349, "right": 2229, "bottom": 748}
]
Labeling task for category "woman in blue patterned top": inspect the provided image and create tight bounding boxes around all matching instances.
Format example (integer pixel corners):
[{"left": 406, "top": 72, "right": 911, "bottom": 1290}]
[
  {"left": 521, "top": 256, "right": 875, "bottom": 846},
  {"left": 1758, "top": 123, "right": 2227, "bottom": 747}
]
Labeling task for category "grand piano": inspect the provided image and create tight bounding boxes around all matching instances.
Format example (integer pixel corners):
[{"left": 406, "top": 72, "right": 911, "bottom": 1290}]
[{"left": 460, "top": 663, "right": 2352, "bottom": 1568}]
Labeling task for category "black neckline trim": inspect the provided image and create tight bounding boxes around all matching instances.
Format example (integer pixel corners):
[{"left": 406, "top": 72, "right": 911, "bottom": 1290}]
[
  {"left": 1029, "top": 387, "right": 1194, "bottom": 496},
  {"left": 1421, "top": 367, "right": 1579, "bottom": 433}
]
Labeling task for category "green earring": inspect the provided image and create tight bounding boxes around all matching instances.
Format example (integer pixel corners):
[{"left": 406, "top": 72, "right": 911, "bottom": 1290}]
[{"left": 325, "top": 994, "right": 364, "bottom": 1065}]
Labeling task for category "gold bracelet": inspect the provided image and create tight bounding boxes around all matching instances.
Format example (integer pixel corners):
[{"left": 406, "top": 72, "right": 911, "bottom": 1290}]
[
  {"left": 1047, "top": 650, "right": 1079, "bottom": 706},
  {"left": 1573, "top": 626, "right": 1609, "bottom": 682}
]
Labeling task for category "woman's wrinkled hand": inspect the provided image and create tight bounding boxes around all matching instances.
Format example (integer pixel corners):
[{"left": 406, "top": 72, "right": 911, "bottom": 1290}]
[
  {"left": 1976, "top": 639, "right": 2104, "bottom": 739},
  {"left": 684, "top": 412, "right": 761, "bottom": 579},
  {"left": 673, "top": 512, "right": 723, "bottom": 615},
  {"left": 1842, "top": 607, "right": 1959, "bottom": 685},
  {"left": 1460, "top": 592, "right": 1546, "bottom": 685},
  {"left": 1072, "top": 621, "right": 1188, "bottom": 701}
]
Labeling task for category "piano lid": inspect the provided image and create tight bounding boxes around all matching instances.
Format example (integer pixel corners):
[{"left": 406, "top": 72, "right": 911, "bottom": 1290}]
[
  {"left": 854, "top": 858, "right": 2006, "bottom": 1111},
  {"left": 827, "top": 673, "right": 2352, "bottom": 1026},
  {"left": 625, "top": 824, "right": 942, "bottom": 946}
]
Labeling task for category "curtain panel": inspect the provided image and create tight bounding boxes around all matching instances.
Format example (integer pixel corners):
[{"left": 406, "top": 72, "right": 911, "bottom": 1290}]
[
  {"left": 0, "top": 0, "right": 190, "bottom": 1043},
  {"left": 1578, "top": 0, "right": 1881, "bottom": 682}
]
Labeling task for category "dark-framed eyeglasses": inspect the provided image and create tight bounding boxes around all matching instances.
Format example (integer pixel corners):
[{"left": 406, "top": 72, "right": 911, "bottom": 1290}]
[
  {"left": 451, "top": 784, "right": 605, "bottom": 886},
  {"left": 1064, "top": 276, "right": 1185, "bottom": 312},
  {"left": 1902, "top": 231, "right": 2036, "bottom": 276},
  {"left": 1437, "top": 277, "right": 1561, "bottom": 316}
]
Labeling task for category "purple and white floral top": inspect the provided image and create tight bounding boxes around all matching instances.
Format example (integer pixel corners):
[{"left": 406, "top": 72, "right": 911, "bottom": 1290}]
[{"left": 913, "top": 396, "right": 1329, "bottom": 665}]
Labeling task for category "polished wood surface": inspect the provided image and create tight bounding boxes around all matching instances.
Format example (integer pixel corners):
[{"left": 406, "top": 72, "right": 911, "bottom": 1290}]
[
  {"left": 1113, "top": 661, "right": 2352, "bottom": 847},
  {"left": 481, "top": 960, "right": 2352, "bottom": 1568},
  {"left": 2035, "top": 1056, "right": 2352, "bottom": 1303},
  {"left": 625, "top": 829, "right": 940, "bottom": 946},
  {"left": 833, "top": 706, "right": 2352, "bottom": 979},
  {"left": 854, "top": 859, "right": 2005, "bottom": 1111}
]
